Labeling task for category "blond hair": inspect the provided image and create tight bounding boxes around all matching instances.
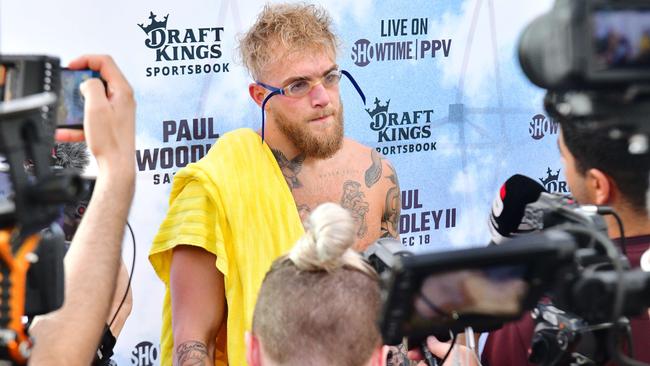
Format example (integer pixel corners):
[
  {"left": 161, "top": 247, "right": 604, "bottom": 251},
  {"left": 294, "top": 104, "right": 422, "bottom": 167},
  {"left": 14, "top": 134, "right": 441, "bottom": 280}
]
[
  {"left": 238, "top": 3, "right": 340, "bottom": 80},
  {"left": 252, "top": 203, "right": 381, "bottom": 366},
  {"left": 289, "top": 203, "right": 376, "bottom": 275}
]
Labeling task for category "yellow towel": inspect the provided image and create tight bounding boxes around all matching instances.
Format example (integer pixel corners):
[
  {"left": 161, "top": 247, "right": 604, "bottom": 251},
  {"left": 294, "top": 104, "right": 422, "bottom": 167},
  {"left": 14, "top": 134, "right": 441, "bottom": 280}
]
[{"left": 149, "top": 128, "right": 304, "bottom": 365}]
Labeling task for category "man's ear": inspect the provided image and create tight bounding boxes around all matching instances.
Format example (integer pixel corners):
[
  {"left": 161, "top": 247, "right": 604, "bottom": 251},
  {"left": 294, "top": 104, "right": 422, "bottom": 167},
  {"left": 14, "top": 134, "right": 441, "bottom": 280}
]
[
  {"left": 585, "top": 168, "right": 614, "bottom": 205},
  {"left": 249, "top": 83, "right": 267, "bottom": 107},
  {"left": 245, "top": 331, "right": 262, "bottom": 366}
]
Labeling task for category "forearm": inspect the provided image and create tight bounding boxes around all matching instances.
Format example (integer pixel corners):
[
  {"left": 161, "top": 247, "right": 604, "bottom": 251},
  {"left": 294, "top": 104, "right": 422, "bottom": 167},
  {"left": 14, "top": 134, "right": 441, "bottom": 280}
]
[
  {"left": 173, "top": 307, "right": 221, "bottom": 366},
  {"left": 173, "top": 316, "right": 219, "bottom": 361},
  {"left": 108, "top": 260, "right": 133, "bottom": 337},
  {"left": 171, "top": 246, "right": 225, "bottom": 366},
  {"left": 29, "top": 168, "right": 135, "bottom": 364}
]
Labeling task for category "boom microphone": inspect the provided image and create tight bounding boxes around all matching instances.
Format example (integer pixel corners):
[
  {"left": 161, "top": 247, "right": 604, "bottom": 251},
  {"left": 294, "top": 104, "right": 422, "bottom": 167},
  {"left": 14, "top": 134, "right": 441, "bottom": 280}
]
[{"left": 488, "top": 174, "right": 547, "bottom": 245}]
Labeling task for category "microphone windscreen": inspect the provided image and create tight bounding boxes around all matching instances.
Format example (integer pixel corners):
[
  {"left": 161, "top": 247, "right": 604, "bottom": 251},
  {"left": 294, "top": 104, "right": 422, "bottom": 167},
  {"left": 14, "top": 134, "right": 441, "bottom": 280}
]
[
  {"left": 54, "top": 142, "right": 89, "bottom": 172},
  {"left": 489, "top": 174, "right": 546, "bottom": 244}
]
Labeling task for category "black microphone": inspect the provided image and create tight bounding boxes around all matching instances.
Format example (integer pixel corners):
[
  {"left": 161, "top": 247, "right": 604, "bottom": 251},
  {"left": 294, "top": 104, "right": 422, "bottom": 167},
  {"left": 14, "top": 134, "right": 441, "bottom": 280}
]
[{"left": 488, "top": 174, "right": 547, "bottom": 245}]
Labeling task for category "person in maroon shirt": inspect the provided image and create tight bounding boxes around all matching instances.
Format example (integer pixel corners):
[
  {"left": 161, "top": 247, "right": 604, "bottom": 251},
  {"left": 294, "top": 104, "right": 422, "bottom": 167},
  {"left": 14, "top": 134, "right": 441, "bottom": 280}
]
[{"left": 482, "top": 119, "right": 650, "bottom": 365}]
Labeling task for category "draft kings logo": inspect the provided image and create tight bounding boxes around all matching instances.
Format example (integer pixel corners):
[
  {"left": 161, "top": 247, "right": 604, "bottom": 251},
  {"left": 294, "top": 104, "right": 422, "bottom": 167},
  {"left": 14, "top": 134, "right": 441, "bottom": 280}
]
[
  {"left": 366, "top": 97, "right": 437, "bottom": 156},
  {"left": 539, "top": 167, "right": 568, "bottom": 193},
  {"left": 138, "top": 11, "right": 229, "bottom": 78}
]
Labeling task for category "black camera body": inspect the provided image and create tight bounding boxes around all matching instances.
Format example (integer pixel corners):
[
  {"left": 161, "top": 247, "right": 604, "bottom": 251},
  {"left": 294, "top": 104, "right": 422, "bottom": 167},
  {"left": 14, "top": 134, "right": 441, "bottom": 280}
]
[
  {"left": 524, "top": 193, "right": 606, "bottom": 233},
  {"left": 529, "top": 303, "right": 602, "bottom": 366},
  {"left": 519, "top": 0, "right": 650, "bottom": 91},
  {"left": 520, "top": 0, "right": 650, "bottom": 150},
  {"left": 0, "top": 55, "right": 60, "bottom": 136},
  {"left": 376, "top": 194, "right": 650, "bottom": 363},
  {"left": 377, "top": 230, "right": 580, "bottom": 346}
]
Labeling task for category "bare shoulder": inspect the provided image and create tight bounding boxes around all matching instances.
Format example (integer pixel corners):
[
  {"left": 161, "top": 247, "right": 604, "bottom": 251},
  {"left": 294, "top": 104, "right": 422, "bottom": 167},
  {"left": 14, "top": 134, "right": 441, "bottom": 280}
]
[
  {"left": 342, "top": 138, "right": 396, "bottom": 162},
  {"left": 341, "top": 137, "right": 375, "bottom": 156},
  {"left": 341, "top": 138, "right": 396, "bottom": 183}
]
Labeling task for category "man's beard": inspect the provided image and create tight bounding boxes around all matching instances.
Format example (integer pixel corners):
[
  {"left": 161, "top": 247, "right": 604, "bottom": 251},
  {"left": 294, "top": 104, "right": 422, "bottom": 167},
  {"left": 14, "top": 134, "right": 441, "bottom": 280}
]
[{"left": 272, "top": 104, "right": 344, "bottom": 159}]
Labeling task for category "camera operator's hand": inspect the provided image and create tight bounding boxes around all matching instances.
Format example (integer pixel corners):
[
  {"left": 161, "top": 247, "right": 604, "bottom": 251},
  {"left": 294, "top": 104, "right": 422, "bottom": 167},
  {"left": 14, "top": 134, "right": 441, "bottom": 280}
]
[
  {"left": 29, "top": 55, "right": 135, "bottom": 366},
  {"left": 407, "top": 336, "right": 479, "bottom": 366},
  {"left": 56, "top": 55, "right": 135, "bottom": 176}
]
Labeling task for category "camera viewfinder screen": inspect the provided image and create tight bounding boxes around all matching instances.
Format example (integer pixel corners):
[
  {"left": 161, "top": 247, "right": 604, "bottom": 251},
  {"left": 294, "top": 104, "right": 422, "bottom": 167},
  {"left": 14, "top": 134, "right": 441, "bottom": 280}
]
[
  {"left": 0, "top": 160, "right": 15, "bottom": 216},
  {"left": 57, "top": 69, "right": 99, "bottom": 128},
  {"left": 593, "top": 8, "right": 650, "bottom": 71},
  {"left": 411, "top": 265, "right": 528, "bottom": 326}
]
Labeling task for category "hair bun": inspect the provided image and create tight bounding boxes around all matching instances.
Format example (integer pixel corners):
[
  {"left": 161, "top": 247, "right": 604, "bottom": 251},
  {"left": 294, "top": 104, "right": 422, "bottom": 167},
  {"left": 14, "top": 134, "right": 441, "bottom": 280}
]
[{"left": 289, "top": 203, "right": 356, "bottom": 271}]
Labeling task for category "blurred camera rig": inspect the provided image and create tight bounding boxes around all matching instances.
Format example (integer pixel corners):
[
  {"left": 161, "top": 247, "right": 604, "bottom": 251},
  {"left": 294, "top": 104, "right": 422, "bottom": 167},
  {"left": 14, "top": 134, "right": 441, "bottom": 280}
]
[{"left": 0, "top": 55, "right": 84, "bottom": 364}]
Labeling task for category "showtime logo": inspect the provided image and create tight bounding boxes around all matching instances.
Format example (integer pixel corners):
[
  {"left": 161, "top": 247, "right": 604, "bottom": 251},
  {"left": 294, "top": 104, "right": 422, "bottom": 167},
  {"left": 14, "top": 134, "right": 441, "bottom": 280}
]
[
  {"left": 350, "top": 17, "right": 452, "bottom": 67},
  {"left": 130, "top": 341, "right": 158, "bottom": 366},
  {"left": 529, "top": 114, "right": 559, "bottom": 140}
]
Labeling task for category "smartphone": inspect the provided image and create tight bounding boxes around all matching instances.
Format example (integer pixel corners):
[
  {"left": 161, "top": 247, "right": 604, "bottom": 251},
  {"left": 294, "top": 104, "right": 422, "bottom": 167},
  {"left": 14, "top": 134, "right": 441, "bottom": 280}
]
[{"left": 56, "top": 68, "right": 102, "bottom": 129}]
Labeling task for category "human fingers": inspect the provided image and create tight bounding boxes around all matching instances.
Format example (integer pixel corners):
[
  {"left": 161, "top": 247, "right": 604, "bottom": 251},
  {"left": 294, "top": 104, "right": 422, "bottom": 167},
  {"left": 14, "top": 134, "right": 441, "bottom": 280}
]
[{"left": 55, "top": 129, "right": 85, "bottom": 142}]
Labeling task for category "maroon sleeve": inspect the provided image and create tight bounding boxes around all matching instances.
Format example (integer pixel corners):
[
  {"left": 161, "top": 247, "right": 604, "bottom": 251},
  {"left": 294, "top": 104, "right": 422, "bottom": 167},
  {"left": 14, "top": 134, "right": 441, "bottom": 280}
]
[
  {"left": 482, "top": 238, "right": 650, "bottom": 365},
  {"left": 482, "top": 314, "right": 537, "bottom": 366},
  {"left": 623, "top": 238, "right": 650, "bottom": 364}
]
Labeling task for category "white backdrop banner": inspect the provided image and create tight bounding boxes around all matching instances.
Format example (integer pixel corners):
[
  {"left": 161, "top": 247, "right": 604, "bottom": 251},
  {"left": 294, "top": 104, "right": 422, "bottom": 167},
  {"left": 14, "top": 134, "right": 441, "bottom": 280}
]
[{"left": 1, "top": 1, "right": 563, "bottom": 364}]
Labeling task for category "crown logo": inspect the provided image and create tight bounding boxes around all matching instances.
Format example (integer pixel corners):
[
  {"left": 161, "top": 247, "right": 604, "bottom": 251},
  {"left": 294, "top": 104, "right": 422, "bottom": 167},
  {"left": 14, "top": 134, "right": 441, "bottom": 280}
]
[
  {"left": 138, "top": 11, "right": 169, "bottom": 34},
  {"left": 365, "top": 97, "right": 390, "bottom": 119},
  {"left": 539, "top": 167, "right": 561, "bottom": 186}
]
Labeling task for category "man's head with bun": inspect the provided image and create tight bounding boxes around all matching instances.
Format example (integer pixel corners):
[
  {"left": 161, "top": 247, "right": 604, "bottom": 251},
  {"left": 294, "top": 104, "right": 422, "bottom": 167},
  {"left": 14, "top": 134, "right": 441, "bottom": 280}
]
[{"left": 246, "top": 203, "right": 384, "bottom": 366}]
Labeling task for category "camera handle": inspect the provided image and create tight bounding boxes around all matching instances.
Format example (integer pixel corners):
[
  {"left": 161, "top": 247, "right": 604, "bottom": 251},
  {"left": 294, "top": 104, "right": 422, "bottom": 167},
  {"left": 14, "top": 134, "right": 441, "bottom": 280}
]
[{"left": 0, "top": 229, "right": 42, "bottom": 364}]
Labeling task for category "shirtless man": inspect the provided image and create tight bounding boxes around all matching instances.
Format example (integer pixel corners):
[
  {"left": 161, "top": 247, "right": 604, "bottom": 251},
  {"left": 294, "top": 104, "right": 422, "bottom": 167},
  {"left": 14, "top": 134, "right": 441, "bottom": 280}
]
[{"left": 149, "top": 3, "right": 400, "bottom": 365}]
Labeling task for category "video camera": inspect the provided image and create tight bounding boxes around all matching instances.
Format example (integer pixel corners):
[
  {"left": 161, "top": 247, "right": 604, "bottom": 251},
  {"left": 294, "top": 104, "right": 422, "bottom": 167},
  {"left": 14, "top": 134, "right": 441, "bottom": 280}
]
[
  {"left": 0, "top": 55, "right": 86, "bottom": 364},
  {"left": 517, "top": 6, "right": 650, "bottom": 361},
  {"left": 373, "top": 192, "right": 650, "bottom": 365},
  {"left": 521, "top": 0, "right": 650, "bottom": 155},
  {"left": 519, "top": 0, "right": 650, "bottom": 91}
]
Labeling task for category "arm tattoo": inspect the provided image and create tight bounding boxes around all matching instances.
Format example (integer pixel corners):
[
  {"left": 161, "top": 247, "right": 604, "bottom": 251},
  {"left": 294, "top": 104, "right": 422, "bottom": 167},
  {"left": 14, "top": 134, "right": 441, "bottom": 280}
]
[
  {"left": 340, "top": 181, "right": 370, "bottom": 238},
  {"left": 364, "top": 149, "right": 383, "bottom": 188},
  {"left": 176, "top": 341, "right": 210, "bottom": 366},
  {"left": 272, "top": 149, "right": 306, "bottom": 190},
  {"left": 381, "top": 162, "right": 401, "bottom": 238}
]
